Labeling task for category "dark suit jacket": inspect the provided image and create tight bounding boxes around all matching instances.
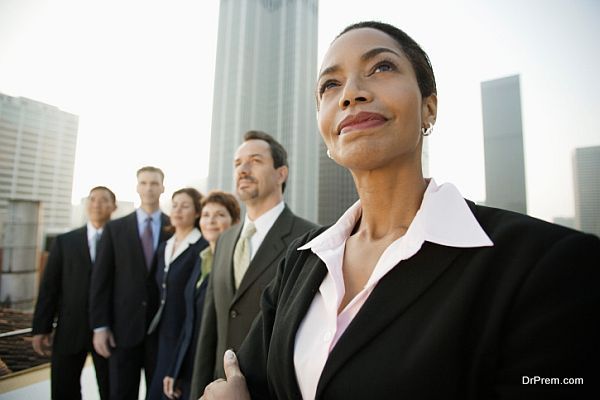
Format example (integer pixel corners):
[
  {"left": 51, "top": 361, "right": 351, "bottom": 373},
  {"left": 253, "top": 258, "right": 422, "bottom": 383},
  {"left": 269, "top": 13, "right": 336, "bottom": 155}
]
[
  {"left": 169, "top": 257, "right": 209, "bottom": 381},
  {"left": 89, "top": 211, "right": 170, "bottom": 348},
  {"left": 32, "top": 226, "right": 95, "bottom": 355},
  {"left": 238, "top": 202, "right": 600, "bottom": 400},
  {"left": 190, "top": 205, "right": 318, "bottom": 398}
]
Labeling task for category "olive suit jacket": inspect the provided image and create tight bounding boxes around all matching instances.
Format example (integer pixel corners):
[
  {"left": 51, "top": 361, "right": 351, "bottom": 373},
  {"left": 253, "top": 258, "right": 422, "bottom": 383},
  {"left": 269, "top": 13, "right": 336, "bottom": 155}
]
[
  {"left": 238, "top": 202, "right": 600, "bottom": 400},
  {"left": 189, "top": 205, "right": 317, "bottom": 399}
]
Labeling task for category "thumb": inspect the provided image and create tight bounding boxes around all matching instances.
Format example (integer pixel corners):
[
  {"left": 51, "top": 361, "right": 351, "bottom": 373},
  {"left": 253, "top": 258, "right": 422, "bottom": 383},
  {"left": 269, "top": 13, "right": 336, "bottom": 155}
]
[{"left": 223, "top": 349, "right": 242, "bottom": 380}]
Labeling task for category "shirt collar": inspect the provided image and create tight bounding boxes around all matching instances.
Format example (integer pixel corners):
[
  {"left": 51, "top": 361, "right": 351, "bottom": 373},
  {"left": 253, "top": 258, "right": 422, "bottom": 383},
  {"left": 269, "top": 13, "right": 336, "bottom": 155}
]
[
  {"left": 299, "top": 179, "right": 493, "bottom": 252},
  {"left": 243, "top": 201, "right": 285, "bottom": 236},
  {"left": 86, "top": 221, "right": 104, "bottom": 241},
  {"left": 136, "top": 208, "right": 162, "bottom": 224},
  {"left": 166, "top": 228, "right": 202, "bottom": 262}
]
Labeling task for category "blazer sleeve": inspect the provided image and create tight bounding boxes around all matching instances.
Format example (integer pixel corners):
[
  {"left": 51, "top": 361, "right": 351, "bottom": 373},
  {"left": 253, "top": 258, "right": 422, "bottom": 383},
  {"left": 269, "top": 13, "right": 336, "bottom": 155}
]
[
  {"left": 493, "top": 232, "right": 600, "bottom": 399},
  {"left": 89, "top": 222, "right": 115, "bottom": 330},
  {"left": 189, "top": 269, "right": 219, "bottom": 399},
  {"left": 31, "top": 236, "right": 64, "bottom": 334}
]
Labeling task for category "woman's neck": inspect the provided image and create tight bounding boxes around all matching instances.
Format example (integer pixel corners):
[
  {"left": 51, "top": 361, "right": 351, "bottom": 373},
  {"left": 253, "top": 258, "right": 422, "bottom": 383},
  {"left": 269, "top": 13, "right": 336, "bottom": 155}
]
[
  {"left": 352, "top": 165, "right": 427, "bottom": 240},
  {"left": 174, "top": 226, "right": 194, "bottom": 243}
]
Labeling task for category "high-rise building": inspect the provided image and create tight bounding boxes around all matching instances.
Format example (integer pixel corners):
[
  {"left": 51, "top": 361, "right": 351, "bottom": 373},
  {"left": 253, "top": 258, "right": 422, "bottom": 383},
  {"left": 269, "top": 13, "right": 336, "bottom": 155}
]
[
  {"left": 207, "top": 0, "right": 319, "bottom": 221},
  {"left": 481, "top": 75, "right": 527, "bottom": 214},
  {"left": 573, "top": 145, "right": 600, "bottom": 237},
  {"left": 0, "top": 93, "right": 79, "bottom": 235}
]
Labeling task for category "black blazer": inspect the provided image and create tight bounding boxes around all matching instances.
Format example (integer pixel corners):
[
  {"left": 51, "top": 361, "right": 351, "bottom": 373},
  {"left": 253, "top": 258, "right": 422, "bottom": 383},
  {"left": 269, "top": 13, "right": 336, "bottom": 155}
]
[
  {"left": 238, "top": 202, "right": 600, "bottom": 400},
  {"left": 89, "top": 211, "right": 170, "bottom": 348},
  {"left": 190, "top": 206, "right": 318, "bottom": 399},
  {"left": 169, "top": 257, "right": 209, "bottom": 381},
  {"left": 32, "top": 226, "right": 95, "bottom": 354}
]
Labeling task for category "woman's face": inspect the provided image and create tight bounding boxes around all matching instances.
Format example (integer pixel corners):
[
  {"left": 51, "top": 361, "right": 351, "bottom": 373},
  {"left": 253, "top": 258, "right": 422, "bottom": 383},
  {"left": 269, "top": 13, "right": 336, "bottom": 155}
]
[
  {"left": 317, "top": 27, "right": 436, "bottom": 171},
  {"left": 200, "top": 202, "right": 233, "bottom": 245},
  {"left": 170, "top": 192, "right": 199, "bottom": 231}
]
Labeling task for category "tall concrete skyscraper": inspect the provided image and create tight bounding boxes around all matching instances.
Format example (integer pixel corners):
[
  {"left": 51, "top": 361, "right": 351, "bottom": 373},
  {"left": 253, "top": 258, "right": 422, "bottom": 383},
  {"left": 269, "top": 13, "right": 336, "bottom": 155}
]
[
  {"left": 0, "top": 93, "right": 79, "bottom": 234},
  {"left": 207, "top": 0, "right": 319, "bottom": 221},
  {"left": 481, "top": 75, "right": 527, "bottom": 214},
  {"left": 573, "top": 145, "right": 600, "bottom": 237}
]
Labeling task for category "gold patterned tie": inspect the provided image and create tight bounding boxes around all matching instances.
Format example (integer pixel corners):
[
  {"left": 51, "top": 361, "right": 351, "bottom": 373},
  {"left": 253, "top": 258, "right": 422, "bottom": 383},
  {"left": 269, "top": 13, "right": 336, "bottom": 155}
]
[{"left": 233, "top": 221, "right": 256, "bottom": 289}]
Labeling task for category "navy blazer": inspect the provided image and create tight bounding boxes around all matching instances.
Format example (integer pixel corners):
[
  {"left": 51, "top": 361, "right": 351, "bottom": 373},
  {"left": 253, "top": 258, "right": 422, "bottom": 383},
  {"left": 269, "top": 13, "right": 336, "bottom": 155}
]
[
  {"left": 169, "top": 257, "right": 209, "bottom": 381},
  {"left": 32, "top": 226, "right": 95, "bottom": 354},
  {"left": 89, "top": 211, "right": 171, "bottom": 348},
  {"left": 238, "top": 202, "right": 600, "bottom": 400}
]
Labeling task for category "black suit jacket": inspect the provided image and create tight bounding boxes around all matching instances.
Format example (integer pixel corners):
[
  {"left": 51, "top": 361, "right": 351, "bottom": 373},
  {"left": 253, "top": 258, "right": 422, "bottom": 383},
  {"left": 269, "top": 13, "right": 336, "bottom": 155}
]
[
  {"left": 32, "top": 226, "right": 95, "bottom": 354},
  {"left": 89, "top": 211, "right": 170, "bottom": 348},
  {"left": 238, "top": 202, "right": 600, "bottom": 400},
  {"left": 190, "top": 206, "right": 318, "bottom": 399}
]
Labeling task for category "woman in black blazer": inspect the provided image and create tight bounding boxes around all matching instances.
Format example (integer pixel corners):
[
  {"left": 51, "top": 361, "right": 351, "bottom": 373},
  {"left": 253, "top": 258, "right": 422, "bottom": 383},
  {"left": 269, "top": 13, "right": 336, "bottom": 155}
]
[
  {"left": 162, "top": 191, "right": 240, "bottom": 400},
  {"left": 201, "top": 22, "right": 600, "bottom": 400},
  {"left": 147, "top": 188, "right": 208, "bottom": 400}
]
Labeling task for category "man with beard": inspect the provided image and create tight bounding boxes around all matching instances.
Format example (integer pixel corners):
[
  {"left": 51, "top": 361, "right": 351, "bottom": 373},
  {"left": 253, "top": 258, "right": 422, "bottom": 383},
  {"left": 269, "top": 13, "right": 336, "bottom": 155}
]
[{"left": 189, "top": 131, "right": 317, "bottom": 399}]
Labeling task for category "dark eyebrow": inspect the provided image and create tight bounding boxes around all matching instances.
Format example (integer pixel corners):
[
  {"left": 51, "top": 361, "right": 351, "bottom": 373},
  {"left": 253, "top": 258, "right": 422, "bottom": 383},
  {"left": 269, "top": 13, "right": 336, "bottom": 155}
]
[
  {"left": 361, "top": 47, "right": 402, "bottom": 62},
  {"left": 318, "top": 47, "right": 402, "bottom": 82}
]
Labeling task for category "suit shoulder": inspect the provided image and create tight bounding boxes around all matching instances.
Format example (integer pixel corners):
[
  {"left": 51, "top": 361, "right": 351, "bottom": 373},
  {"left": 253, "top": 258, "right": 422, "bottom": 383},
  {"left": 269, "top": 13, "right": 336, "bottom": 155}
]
[
  {"left": 57, "top": 226, "right": 86, "bottom": 242},
  {"left": 470, "top": 203, "right": 595, "bottom": 246},
  {"left": 105, "top": 211, "right": 136, "bottom": 228},
  {"left": 291, "top": 215, "right": 319, "bottom": 232}
]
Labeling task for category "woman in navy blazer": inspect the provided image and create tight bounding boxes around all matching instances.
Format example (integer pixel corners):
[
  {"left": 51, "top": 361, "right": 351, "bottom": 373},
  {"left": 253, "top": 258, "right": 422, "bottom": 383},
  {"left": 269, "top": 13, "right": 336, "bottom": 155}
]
[
  {"left": 200, "top": 22, "right": 599, "bottom": 400},
  {"left": 146, "top": 188, "right": 208, "bottom": 400},
  {"left": 163, "top": 191, "right": 240, "bottom": 400}
]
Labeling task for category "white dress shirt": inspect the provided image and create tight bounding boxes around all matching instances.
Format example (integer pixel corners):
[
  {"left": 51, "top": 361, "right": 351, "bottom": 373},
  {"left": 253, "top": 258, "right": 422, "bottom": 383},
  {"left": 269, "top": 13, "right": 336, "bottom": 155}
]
[
  {"left": 293, "top": 179, "right": 494, "bottom": 400},
  {"left": 86, "top": 222, "right": 104, "bottom": 262},
  {"left": 242, "top": 201, "right": 285, "bottom": 261}
]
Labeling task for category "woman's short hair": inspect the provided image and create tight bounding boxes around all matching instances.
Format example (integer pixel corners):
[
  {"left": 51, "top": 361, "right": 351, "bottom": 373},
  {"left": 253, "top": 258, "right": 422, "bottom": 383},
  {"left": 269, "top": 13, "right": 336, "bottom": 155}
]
[
  {"left": 168, "top": 187, "right": 203, "bottom": 230},
  {"left": 200, "top": 190, "right": 241, "bottom": 225},
  {"left": 337, "top": 21, "right": 437, "bottom": 98}
]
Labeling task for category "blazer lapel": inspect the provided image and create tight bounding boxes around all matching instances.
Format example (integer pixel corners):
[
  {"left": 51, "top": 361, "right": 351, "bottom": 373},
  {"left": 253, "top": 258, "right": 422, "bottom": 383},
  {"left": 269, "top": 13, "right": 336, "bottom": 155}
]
[
  {"left": 78, "top": 226, "right": 93, "bottom": 267},
  {"left": 233, "top": 208, "right": 293, "bottom": 302},
  {"left": 220, "top": 223, "right": 243, "bottom": 301},
  {"left": 275, "top": 252, "right": 328, "bottom": 398},
  {"left": 315, "top": 242, "right": 463, "bottom": 398}
]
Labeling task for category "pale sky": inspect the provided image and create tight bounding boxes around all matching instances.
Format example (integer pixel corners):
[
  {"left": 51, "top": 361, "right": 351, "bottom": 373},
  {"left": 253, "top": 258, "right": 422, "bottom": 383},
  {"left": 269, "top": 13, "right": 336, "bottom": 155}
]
[{"left": 1, "top": 0, "right": 599, "bottom": 223}]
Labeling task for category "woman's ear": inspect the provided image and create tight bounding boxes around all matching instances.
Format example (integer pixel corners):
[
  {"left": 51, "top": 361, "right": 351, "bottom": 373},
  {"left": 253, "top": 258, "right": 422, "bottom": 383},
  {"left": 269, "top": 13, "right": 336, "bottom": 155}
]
[{"left": 422, "top": 93, "right": 437, "bottom": 126}]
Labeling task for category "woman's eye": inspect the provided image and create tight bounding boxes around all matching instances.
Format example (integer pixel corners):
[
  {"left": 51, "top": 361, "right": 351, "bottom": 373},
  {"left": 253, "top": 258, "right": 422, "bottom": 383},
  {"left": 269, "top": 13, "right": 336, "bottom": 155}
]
[
  {"left": 319, "top": 80, "right": 338, "bottom": 95},
  {"left": 373, "top": 62, "right": 395, "bottom": 74}
]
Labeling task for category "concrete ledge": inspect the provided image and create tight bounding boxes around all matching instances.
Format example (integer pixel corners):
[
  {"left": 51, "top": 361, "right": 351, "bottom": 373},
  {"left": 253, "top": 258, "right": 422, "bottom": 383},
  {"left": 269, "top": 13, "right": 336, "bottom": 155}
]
[{"left": 0, "top": 362, "right": 50, "bottom": 393}]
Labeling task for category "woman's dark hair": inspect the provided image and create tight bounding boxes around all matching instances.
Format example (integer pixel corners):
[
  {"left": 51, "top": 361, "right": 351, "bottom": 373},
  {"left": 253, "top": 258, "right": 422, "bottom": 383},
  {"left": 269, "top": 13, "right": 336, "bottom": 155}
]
[
  {"left": 200, "top": 190, "right": 241, "bottom": 225},
  {"left": 166, "top": 187, "right": 203, "bottom": 232},
  {"left": 337, "top": 21, "right": 437, "bottom": 98}
]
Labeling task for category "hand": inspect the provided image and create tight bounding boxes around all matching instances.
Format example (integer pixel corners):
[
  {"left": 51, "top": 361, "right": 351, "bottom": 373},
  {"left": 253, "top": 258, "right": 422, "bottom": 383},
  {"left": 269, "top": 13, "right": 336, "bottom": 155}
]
[
  {"left": 163, "top": 376, "right": 182, "bottom": 399},
  {"left": 32, "top": 334, "right": 52, "bottom": 357},
  {"left": 200, "top": 350, "right": 250, "bottom": 400},
  {"left": 93, "top": 329, "right": 116, "bottom": 358}
]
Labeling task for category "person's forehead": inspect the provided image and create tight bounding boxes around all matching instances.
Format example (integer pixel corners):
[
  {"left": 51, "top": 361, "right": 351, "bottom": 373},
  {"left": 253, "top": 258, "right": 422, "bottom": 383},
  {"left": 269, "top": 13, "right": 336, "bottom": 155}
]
[
  {"left": 173, "top": 192, "right": 193, "bottom": 202},
  {"left": 235, "top": 139, "right": 272, "bottom": 158},
  {"left": 322, "top": 27, "right": 403, "bottom": 70},
  {"left": 137, "top": 171, "right": 162, "bottom": 181},
  {"left": 89, "top": 188, "right": 111, "bottom": 199}
]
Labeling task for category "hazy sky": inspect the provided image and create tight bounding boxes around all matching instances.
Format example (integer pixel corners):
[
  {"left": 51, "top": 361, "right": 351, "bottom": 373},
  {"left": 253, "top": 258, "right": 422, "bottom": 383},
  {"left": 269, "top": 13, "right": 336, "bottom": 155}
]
[{"left": 1, "top": 0, "right": 599, "bottom": 223}]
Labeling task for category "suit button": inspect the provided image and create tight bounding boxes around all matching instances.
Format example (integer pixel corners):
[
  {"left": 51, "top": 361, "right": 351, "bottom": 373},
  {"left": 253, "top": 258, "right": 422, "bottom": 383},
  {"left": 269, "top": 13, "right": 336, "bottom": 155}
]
[
  {"left": 162, "top": 283, "right": 166, "bottom": 288},
  {"left": 161, "top": 300, "right": 165, "bottom": 304},
  {"left": 230, "top": 310, "right": 238, "bottom": 318},
  {"left": 141, "top": 301, "right": 147, "bottom": 307}
]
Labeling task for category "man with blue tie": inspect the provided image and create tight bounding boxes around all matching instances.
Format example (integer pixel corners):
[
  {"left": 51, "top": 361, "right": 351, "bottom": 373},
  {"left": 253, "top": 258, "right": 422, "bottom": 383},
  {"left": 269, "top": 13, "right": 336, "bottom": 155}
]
[
  {"left": 32, "top": 185, "right": 117, "bottom": 399},
  {"left": 90, "top": 166, "right": 171, "bottom": 399}
]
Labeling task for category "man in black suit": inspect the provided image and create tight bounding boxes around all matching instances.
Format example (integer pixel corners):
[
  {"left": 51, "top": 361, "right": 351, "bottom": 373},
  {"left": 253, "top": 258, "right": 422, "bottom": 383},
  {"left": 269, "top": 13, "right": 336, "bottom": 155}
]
[
  {"left": 189, "top": 131, "right": 318, "bottom": 399},
  {"left": 32, "top": 185, "right": 117, "bottom": 400},
  {"left": 90, "top": 166, "right": 170, "bottom": 400}
]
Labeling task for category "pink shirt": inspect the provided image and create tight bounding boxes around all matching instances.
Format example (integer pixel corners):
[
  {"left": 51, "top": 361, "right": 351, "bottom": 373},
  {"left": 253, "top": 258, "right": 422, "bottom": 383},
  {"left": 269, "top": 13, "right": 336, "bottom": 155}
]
[{"left": 294, "top": 179, "right": 493, "bottom": 400}]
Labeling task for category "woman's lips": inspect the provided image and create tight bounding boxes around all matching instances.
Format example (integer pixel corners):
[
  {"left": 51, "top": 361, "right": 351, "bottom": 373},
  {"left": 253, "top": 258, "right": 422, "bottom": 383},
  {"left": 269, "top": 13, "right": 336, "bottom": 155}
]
[{"left": 338, "top": 112, "right": 388, "bottom": 135}]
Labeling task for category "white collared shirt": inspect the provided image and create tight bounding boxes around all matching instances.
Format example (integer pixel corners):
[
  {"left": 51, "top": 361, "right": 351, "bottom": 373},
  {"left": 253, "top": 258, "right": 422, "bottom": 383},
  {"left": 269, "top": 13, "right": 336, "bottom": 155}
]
[
  {"left": 163, "top": 228, "right": 202, "bottom": 268},
  {"left": 86, "top": 222, "right": 104, "bottom": 261},
  {"left": 293, "top": 179, "right": 493, "bottom": 400},
  {"left": 242, "top": 201, "right": 285, "bottom": 261}
]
